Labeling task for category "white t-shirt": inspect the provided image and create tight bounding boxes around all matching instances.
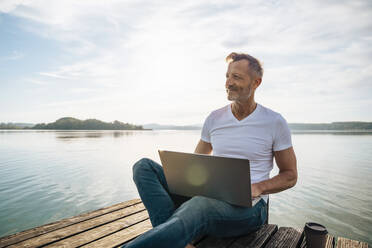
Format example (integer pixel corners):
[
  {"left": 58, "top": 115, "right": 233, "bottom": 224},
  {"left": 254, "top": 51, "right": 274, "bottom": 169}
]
[{"left": 200, "top": 103, "right": 292, "bottom": 203}]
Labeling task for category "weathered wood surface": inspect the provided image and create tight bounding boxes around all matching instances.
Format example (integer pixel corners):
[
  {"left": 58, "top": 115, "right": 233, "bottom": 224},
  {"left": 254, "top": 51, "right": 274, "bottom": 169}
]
[
  {"left": 0, "top": 198, "right": 368, "bottom": 248},
  {"left": 80, "top": 220, "right": 152, "bottom": 248},
  {"left": 263, "top": 227, "right": 303, "bottom": 248},
  {"left": 228, "top": 224, "right": 278, "bottom": 248},
  {"left": 7, "top": 203, "right": 146, "bottom": 248},
  {"left": 337, "top": 237, "right": 369, "bottom": 248},
  {"left": 195, "top": 236, "right": 237, "bottom": 248},
  {"left": 0, "top": 199, "right": 141, "bottom": 248},
  {"left": 299, "top": 234, "right": 335, "bottom": 248},
  {"left": 44, "top": 211, "right": 149, "bottom": 248}
]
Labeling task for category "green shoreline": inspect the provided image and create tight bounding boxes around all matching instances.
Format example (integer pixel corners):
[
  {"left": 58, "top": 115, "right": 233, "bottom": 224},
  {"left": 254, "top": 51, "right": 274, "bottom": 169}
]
[
  {"left": 1, "top": 119, "right": 372, "bottom": 131},
  {"left": 1, "top": 117, "right": 144, "bottom": 130}
]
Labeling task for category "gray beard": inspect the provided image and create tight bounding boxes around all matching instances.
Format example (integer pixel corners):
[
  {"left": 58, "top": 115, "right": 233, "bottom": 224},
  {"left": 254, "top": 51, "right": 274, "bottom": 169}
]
[{"left": 227, "top": 87, "right": 252, "bottom": 102}]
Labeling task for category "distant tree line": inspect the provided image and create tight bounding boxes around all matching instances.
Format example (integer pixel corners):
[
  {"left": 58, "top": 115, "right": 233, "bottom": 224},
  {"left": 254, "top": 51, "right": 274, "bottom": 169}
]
[
  {"left": 2, "top": 120, "right": 372, "bottom": 130},
  {"left": 0, "top": 123, "right": 23, "bottom": 129},
  {"left": 29, "top": 117, "right": 144, "bottom": 130},
  {"left": 289, "top": 122, "right": 372, "bottom": 130}
]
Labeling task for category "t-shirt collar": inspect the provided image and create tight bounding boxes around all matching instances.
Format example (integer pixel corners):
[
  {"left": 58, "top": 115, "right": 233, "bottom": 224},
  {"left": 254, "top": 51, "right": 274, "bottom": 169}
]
[{"left": 228, "top": 103, "right": 261, "bottom": 123}]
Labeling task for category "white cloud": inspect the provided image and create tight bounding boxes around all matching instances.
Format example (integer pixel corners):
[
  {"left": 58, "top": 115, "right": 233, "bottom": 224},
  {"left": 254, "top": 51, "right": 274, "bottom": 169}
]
[
  {"left": 26, "top": 79, "right": 49, "bottom": 85},
  {"left": 0, "top": 0, "right": 30, "bottom": 13},
  {"left": 1, "top": 0, "right": 372, "bottom": 123},
  {"left": 0, "top": 50, "right": 24, "bottom": 61},
  {"left": 39, "top": 72, "right": 71, "bottom": 79}
]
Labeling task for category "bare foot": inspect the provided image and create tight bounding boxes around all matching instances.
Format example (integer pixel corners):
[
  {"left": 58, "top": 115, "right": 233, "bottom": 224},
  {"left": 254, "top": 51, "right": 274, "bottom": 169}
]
[{"left": 185, "top": 244, "right": 195, "bottom": 248}]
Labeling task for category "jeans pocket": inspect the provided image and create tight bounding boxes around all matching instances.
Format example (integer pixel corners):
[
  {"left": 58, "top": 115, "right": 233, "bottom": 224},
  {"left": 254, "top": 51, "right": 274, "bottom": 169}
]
[{"left": 259, "top": 200, "right": 268, "bottom": 224}]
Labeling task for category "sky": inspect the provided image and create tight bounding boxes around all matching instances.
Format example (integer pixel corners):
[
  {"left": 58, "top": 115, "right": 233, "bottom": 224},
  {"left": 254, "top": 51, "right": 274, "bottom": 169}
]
[{"left": 0, "top": 0, "right": 371, "bottom": 125}]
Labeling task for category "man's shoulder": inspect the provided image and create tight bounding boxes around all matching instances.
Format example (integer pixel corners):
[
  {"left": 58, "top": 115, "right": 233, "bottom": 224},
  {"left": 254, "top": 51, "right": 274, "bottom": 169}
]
[
  {"left": 258, "top": 104, "right": 289, "bottom": 130},
  {"left": 257, "top": 104, "right": 282, "bottom": 119},
  {"left": 207, "top": 104, "right": 230, "bottom": 119}
]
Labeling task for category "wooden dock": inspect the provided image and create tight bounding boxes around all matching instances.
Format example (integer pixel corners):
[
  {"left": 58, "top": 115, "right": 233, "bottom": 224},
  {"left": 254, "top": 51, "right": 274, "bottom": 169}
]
[{"left": 0, "top": 199, "right": 368, "bottom": 248}]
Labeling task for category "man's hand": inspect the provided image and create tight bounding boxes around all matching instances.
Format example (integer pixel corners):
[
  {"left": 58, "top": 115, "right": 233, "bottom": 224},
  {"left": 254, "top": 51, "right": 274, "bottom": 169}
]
[{"left": 251, "top": 183, "right": 262, "bottom": 198}]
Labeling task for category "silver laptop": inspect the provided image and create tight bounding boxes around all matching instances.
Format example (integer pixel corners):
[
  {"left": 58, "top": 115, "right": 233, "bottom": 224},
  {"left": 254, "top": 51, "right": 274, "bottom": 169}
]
[{"left": 158, "top": 150, "right": 261, "bottom": 207}]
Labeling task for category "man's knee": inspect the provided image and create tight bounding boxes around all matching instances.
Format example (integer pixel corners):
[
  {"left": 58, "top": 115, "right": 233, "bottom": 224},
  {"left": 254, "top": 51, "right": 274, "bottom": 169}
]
[
  {"left": 190, "top": 195, "right": 208, "bottom": 203},
  {"left": 132, "top": 158, "right": 153, "bottom": 179}
]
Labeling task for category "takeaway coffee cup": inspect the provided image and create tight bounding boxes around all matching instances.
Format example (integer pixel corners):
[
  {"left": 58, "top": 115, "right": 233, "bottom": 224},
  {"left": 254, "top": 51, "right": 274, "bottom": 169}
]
[{"left": 304, "top": 222, "right": 328, "bottom": 248}]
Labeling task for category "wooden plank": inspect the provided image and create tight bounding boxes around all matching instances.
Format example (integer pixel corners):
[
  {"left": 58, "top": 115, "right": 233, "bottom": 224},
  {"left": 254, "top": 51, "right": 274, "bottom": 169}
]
[
  {"left": 45, "top": 210, "right": 149, "bottom": 247},
  {"left": 229, "top": 224, "right": 278, "bottom": 248},
  {"left": 196, "top": 236, "right": 237, "bottom": 248},
  {"left": 326, "top": 235, "right": 335, "bottom": 248},
  {"left": 264, "top": 227, "right": 302, "bottom": 248},
  {"left": 7, "top": 203, "right": 146, "bottom": 248},
  {"left": 337, "top": 237, "right": 369, "bottom": 248},
  {"left": 299, "top": 234, "right": 335, "bottom": 248},
  {"left": 0, "top": 198, "right": 141, "bottom": 248},
  {"left": 79, "top": 219, "right": 153, "bottom": 248},
  {"left": 196, "top": 224, "right": 278, "bottom": 248}
]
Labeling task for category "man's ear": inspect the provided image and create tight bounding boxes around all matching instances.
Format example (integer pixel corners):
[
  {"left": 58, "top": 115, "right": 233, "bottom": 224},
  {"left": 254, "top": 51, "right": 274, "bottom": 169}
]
[{"left": 254, "top": 78, "right": 262, "bottom": 89}]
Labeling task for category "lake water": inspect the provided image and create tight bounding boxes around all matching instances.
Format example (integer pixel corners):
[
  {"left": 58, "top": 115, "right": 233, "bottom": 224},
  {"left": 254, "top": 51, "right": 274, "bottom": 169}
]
[{"left": 0, "top": 130, "right": 371, "bottom": 245}]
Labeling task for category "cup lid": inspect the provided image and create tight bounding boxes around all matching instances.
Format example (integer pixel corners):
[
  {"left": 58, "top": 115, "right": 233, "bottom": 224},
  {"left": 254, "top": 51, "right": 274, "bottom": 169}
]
[{"left": 305, "top": 222, "right": 328, "bottom": 235}]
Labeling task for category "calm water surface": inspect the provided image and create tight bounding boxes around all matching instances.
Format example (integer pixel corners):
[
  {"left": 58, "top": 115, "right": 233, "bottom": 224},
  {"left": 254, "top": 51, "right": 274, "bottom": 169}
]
[{"left": 0, "top": 130, "right": 371, "bottom": 244}]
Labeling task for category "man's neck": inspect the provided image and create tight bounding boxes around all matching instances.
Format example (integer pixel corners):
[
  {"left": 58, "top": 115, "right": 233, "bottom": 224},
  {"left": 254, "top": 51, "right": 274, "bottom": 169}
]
[{"left": 231, "top": 99, "right": 257, "bottom": 121}]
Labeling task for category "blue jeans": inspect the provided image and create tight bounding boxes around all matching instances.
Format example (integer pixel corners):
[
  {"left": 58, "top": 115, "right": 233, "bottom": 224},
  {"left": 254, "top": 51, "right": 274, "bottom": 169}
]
[{"left": 122, "top": 158, "right": 267, "bottom": 248}]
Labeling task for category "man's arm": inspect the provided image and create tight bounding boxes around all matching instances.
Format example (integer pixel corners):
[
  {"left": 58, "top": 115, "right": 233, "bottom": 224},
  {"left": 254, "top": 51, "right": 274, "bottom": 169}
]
[
  {"left": 252, "top": 147, "right": 297, "bottom": 198},
  {"left": 194, "top": 139, "right": 213, "bottom": 155}
]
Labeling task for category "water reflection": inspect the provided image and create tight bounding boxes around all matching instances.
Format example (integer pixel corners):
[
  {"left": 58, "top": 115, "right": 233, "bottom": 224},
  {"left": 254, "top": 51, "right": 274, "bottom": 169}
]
[
  {"left": 55, "top": 131, "right": 137, "bottom": 140},
  {"left": 2, "top": 130, "right": 372, "bottom": 136},
  {"left": 292, "top": 130, "right": 372, "bottom": 135},
  {"left": 0, "top": 130, "right": 372, "bottom": 244}
]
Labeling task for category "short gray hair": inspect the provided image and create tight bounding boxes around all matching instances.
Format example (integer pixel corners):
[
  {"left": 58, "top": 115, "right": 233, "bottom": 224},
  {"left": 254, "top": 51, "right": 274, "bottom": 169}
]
[{"left": 226, "top": 52, "right": 263, "bottom": 78}]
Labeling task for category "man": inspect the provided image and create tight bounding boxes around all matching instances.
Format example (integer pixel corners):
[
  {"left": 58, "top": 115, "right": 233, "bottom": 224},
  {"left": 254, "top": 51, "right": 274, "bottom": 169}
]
[{"left": 122, "top": 52, "right": 297, "bottom": 248}]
